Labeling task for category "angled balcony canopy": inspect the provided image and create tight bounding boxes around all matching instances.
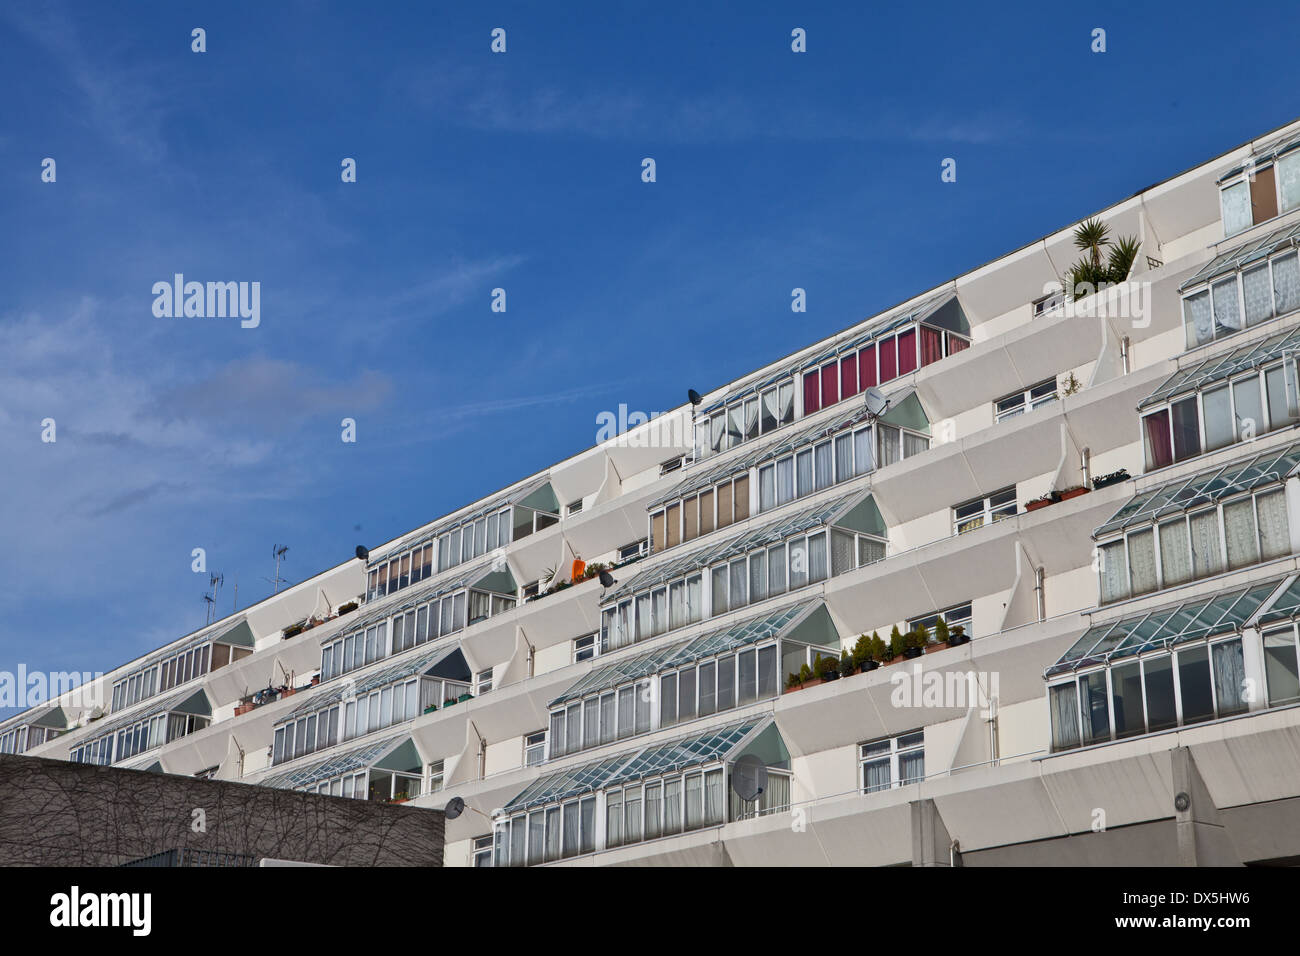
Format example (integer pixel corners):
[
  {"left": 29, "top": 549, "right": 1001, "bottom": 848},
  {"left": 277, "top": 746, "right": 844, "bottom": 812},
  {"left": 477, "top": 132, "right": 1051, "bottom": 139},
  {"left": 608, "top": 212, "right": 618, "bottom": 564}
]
[
  {"left": 1140, "top": 325, "right": 1300, "bottom": 410},
  {"left": 1095, "top": 439, "right": 1300, "bottom": 537},
  {"left": 283, "top": 643, "right": 469, "bottom": 723},
  {"left": 1180, "top": 220, "right": 1300, "bottom": 292},
  {"left": 605, "top": 489, "right": 883, "bottom": 605},
  {"left": 698, "top": 357, "right": 808, "bottom": 418},
  {"left": 84, "top": 687, "right": 212, "bottom": 744},
  {"left": 550, "top": 600, "right": 835, "bottom": 708},
  {"left": 367, "top": 477, "right": 557, "bottom": 568},
  {"left": 798, "top": 291, "right": 965, "bottom": 372},
  {"left": 1217, "top": 130, "right": 1300, "bottom": 184},
  {"left": 337, "top": 559, "right": 517, "bottom": 637},
  {"left": 1046, "top": 575, "right": 1289, "bottom": 677},
  {"left": 502, "top": 716, "right": 783, "bottom": 813},
  {"left": 260, "top": 732, "right": 417, "bottom": 791}
]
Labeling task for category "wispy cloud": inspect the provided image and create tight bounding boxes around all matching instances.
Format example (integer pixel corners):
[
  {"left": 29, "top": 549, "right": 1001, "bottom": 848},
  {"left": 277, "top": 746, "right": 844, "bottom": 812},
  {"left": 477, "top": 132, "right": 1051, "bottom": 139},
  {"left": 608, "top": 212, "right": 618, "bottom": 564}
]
[{"left": 403, "top": 66, "right": 1017, "bottom": 145}]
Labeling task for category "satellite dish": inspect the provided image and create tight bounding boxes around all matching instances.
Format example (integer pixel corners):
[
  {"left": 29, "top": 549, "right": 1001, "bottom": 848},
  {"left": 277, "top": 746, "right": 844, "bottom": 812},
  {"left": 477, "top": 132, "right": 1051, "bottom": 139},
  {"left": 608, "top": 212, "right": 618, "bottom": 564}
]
[
  {"left": 863, "top": 387, "right": 890, "bottom": 418},
  {"left": 444, "top": 796, "right": 465, "bottom": 820},
  {"left": 731, "top": 754, "right": 769, "bottom": 802},
  {"left": 598, "top": 570, "right": 616, "bottom": 588},
  {"left": 688, "top": 389, "right": 703, "bottom": 406},
  {"left": 355, "top": 545, "right": 369, "bottom": 561}
]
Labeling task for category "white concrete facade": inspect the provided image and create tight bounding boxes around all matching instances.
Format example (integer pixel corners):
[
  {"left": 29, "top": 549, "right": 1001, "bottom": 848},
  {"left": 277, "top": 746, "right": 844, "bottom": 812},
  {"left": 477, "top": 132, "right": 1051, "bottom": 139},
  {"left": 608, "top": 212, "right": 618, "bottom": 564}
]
[{"left": 10, "top": 117, "right": 1300, "bottom": 867}]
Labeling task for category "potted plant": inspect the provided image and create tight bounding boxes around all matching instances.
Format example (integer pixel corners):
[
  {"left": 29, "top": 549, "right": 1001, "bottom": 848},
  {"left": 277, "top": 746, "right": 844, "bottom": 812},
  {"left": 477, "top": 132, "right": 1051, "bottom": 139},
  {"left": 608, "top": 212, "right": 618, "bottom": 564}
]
[
  {"left": 423, "top": 703, "right": 438, "bottom": 714},
  {"left": 838, "top": 649, "right": 855, "bottom": 679},
  {"left": 887, "top": 626, "right": 906, "bottom": 664},
  {"left": 337, "top": 601, "right": 358, "bottom": 615},
  {"left": 1058, "top": 484, "right": 1089, "bottom": 501},
  {"left": 903, "top": 628, "right": 925, "bottom": 660},
  {"left": 947, "top": 624, "right": 970, "bottom": 647},
  {"left": 852, "top": 634, "right": 878, "bottom": 672},
  {"left": 1025, "top": 490, "right": 1059, "bottom": 512},
  {"left": 282, "top": 622, "right": 306, "bottom": 639},
  {"left": 786, "top": 671, "right": 803, "bottom": 691},
  {"left": 868, "top": 633, "right": 887, "bottom": 669},
  {"left": 1091, "top": 469, "right": 1130, "bottom": 490}
]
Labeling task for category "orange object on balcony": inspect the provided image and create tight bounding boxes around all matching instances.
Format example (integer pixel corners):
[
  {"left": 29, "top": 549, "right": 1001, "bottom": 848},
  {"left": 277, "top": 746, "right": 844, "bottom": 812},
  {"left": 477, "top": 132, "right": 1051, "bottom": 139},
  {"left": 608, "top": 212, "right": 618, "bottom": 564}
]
[{"left": 571, "top": 559, "right": 586, "bottom": 582}]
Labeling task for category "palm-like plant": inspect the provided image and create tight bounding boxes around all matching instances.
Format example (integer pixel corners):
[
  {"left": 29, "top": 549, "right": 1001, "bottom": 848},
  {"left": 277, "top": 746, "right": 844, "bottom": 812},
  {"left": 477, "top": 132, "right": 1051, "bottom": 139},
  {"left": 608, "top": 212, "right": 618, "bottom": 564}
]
[
  {"left": 1074, "top": 217, "right": 1110, "bottom": 270},
  {"left": 1108, "top": 235, "right": 1141, "bottom": 282}
]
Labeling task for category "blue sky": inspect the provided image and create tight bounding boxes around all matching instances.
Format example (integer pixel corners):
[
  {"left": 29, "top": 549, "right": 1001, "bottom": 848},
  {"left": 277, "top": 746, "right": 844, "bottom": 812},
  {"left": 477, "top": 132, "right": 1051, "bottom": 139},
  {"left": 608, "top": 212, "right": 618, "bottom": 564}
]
[{"left": 1, "top": 1, "right": 1298, "bottom": 715}]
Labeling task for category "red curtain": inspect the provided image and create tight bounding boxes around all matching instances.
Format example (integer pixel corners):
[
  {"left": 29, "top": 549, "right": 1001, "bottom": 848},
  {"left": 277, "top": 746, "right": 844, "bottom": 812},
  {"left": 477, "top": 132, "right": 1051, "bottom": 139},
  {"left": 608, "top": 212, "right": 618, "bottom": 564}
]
[
  {"left": 820, "top": 363, "right": 839, "bottom": 408},
  {"left": 1143, "top": 410, "right": 1173, "bottom": 470},
  {"left": 879, "top": 338, "right": 898, "bottom": 382},
  {"left": 859, "top": 345, "right": 877, "bottom": 389},
  {"left": 919, "top": 326, "right": 943, "bottom": 366},
  {"left": 897, "top": 329, "right": 917, "bottom": 376},
  {"left": 948, "top": 335, "right": 970, "bottom": 355},
  {"left": 803, "top": 370, "right": 821, "bottom": 415},
  {"left": 840, "top": 356, "right": 859, "bottom": 399}
]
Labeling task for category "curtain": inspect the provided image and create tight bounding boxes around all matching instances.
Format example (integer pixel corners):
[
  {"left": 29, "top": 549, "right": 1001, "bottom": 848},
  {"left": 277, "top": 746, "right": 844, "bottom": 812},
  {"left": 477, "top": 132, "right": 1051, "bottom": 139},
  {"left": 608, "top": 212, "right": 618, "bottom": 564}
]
[
  {"left": 898, "top": 750, "right": 925, "bottom": 785},
  {"left": 1233, "top": 377, "right": 1264, "bottom": 439},
  {"left": 904, "top": 432, "right": 929, "bottom": 458},
  {"left": 749, "top": 550, "right": 767, "bottom": 602},
  {"left": 803, "top": 370, "right": 821, "bottom": 415},
  {"left": 562, "top": 803, "right": 579, "bottom": 858},
  {"left": 840, "top": 356, "right": 859, "bottom": 399},
  {"left": 1100, "top": 540, "right": 1129, "bottom": 603},
  {"left": 1212, "top": 277, "right": 1242, "bottom": 336},
  {"left": 768, "top": 543, "right": 786, "bottom": 594},
  {"left": 761, "top": 389, "right": 778, "bottom": 432},
  {"left": 617, "top": 687, "right": 634, "bottom": 739},
  {"left": 1221, "top": 181, "right": 1251, "bottom": 237},
  {"left": 879, "top": 338, "right": 898, "bottom": 381},
  {"left": 897, "top": 328, "right": 918, "bottom": 375},
  {"left": 1183, "top": 290, "right": 1213, "bottom": 349},
  {"left": 1280, "top": 152, "right": 1300, "bottom": 213},
  {"left": 1202, "top": 385, "right": 1234, "bottom": 451},
  {"left": 858, "top": 538, "right": 885, "bottom": 565},
  {"left": 664, "top": 779, "right": 683, "bottom": 834},
  {"left": 659, "top": 676, "right": 677, "bottom": 727},
  {"left": 1158, "top": 518, "right": 1192, "bottom": 586},
  {"left": 831, "top": 529, "right": 856, "bottom": 576},
  {"left": 1275, "top": 253, "right": 1300, "bottom": 315},
  {"left": 759, "top": 465, "right": 775, "bottom": 512},
  {"left": 652, "top": 588, "right": 667, "bottom": 637},
  {"left": 919, "top": 326, "right": 943, "bottom": 366},
  {"left": 606, "top": 791, "right": 623, "bottom": 848},
  {"left": 1172, "top": 397, "right": 1201, "bottom": 461},
  {"left": 854, "top": 427, "right": 873, "bottom": 475},
  {"left": 877, "top": 425, "right": 900, "bottom": 467},
  {"left": 583, "top": 698, "right": 598, "bottom": 750},
  {"left": 1223, "top": 498, "right": 1259, "bottom": 569},
  {"left": 729, "top": 559, "right": 748, "bottom": 609},
  {"left": 625, "top": 787, "right": 643, "bottom": 843},
  {"left": 776, "top": 457, "right": 794, "bottom": 504},
  {"left": 636, "top": 593, "right": 651, "bottom": 640},
  {"left": 862, "top": 757, "right": 890, "bottom": 793},
  {"left": 744, "top": 400, "right": 760, "bottom": 442},
  {"left": 1212, "top": 638, "right": 1247, "bottom": 715},
  {"left": 670, "top": 581, "right": 685, "bottom": 629},
  {"left": 1144, "top": 409, "right": 1173, "bottom": 470},
  {"left": 789, "top": 539, "right": 809, "bottom": 588},
  {"left": 1243, "top": 263, "right": 1274, "bottom": 326},
  {"left": 1266, "top": 365, "right": 1289, "bottom": 431},
  {"left": 858, "top": 344, "right": 877, "bottom": 389},
  {"left": 685, "top": 775, "right": 704, "bottom": 829},
  {"left": 820, "top": 362, "right": 839, "bottom": 408},
  {"left": 712, "top": 565, "right": 729, "bottom": 616},
  {"left": 1190, "top": 509, "right": 1222, "bottom": 574},
  {"left": 796, "top": 449, "right": 814, "bottom": 497},
  {"left": 832, "top": 433, "right": 851, "bottom": 484},
  {"left": 644, "top": 783, "right": 663, "bottom": 840},
  {"left": 686, "top": 575, "right": 702, "bottom": 624},
  {"left": 1049, "top": 683, "right": 1081, "bottom": 751},
  {"left": 704, "top": 769, "right": 724, "bottom": 825},
  {"left": 1128, "top": 530, "right": 1157, "bottom": 595},
  {"left": 814, "top": 441, "right": 833, "bottom": 489},
  {"left": 717, "top": 654, "right": 735, "bottom": 711},
  {"left": 1256, "top": 488, "right": 1290, "bottom": 560},
  {"left": 779, "top": 382, "right": 795, "bottom": 425},
  {"left": 808, "top": 533, "right": 829, "bottom": 583}
]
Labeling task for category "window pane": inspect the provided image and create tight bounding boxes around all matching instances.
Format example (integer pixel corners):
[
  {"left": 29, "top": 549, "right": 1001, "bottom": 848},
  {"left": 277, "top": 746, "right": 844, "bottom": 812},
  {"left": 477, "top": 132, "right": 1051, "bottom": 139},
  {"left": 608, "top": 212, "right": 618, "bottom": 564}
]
[
  {"left": 1274, "top": 252, "right": 1300, "bottom": 315},
  {"left": 759, "top": 466, "right": 775, "bottom": 512},
  {"left": 1143, "top": 656, "right": 1177, "bottom": 733},
  {"left": 1221, "top": 181, "right": 1251, "bottom": 237},
  {"left": 698, "top": 662, "right": 717, "bottom": 716},
  {"left": 757, "top": 645, "right": 777, "bottom": 699},
  {"left": 1111, "top": 660, "right": 1144, "bottom": 738},
  {"left": 760, "top": 389, "right": 778, "bottom": 433},
  {"left": 749, "top": 551, "right": 768, "bottom": 603},
  {"left": 738, "top": 649, "right": 757, "bottom": 705},
  {"left": 767, "top": 543, "right": 786, "bottom": 595},
  {"left": 1158, "top": 519, "right": 1192, "bottom": 587},
  {"left": 1256, "top": 488, "right": 1290, "bottom": 560},
  {"left": 1099, "top": 540, "right": 1128, "bottom": 604},
  {"left": 1202, "top": 384, "right": 1234, "bottom": 452},
  {"left": 1242, "top": 263, "right": 1274, "bottom": 326},
  {"left": 1183, "top": 290, "right": 1213, "bottom": 350},
  {"left": 779, "top": 382, "right": 794, "bottom": 425},
  {"left": 717, "top": 654, "right": 735, "bottom": 711},
  {"left": 1079, "top": 671, "right": 1109, "bottom": 745},
  {"left": 796, "top": 449, "right": 814, "bottom": 497},
  {"left": 711, "top": 565, "right": 728, "bottom": 615},
  {"left": 834, "top": 434, "right": 852, "bottom": 483},
  {"left": 1190, "top": 510, "right": 1223, "bottom": 578},
  {"left": 1264, "top": 630, "right": 1300, "bottom": 706},
  {"left": 1222, "top": 498, "right": 1259, "bottom": 570},
  {"left": 729, "top": 558, "right": 747, "bottom": 609},
  {"left": 1177, "top": 645, "right": 1214, "bottom": 724},
  {"left": 1171, "top": 397, "right": 1201, "bottom": 462},
  {"left": 1143, "top": 409, "right": 1173, "bottom": 471},
  {"left": 803, "top": 370, "right": 821, "bottom": 416},
  {"left": 853, "top": 427, "right": 873, "bottom": 475},
  {"left": 678, "top": 668, "right": 697, "bottom": 721},
  {"left": 814, "top": 442, "right": 832, "bottom": 489},
  {"left": 776, "top": 457, "right": 794, "bottom": 504},
  {"left": 1127, "top": 529, "right": 1157, "bottom": 597},
  {"left": 1232, "top": 376, "right": 1264, "bottom": 439},
  {"left": 1212, "top": 278, "right": 1242, "bottom": 337},
  {"left": 1212, "top": 639, "right": 1246, "bottom": 716},
  {"left": 789, "top": 539, "right": 808, "bottom": 589}
]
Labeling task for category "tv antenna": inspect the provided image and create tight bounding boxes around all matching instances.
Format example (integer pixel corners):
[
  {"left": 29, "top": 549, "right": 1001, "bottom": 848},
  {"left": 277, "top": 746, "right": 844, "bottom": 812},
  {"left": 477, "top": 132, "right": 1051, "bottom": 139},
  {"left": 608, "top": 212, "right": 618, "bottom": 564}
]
[
  {"left": 206, "top": 573, "right": 224, "bottom": 622},
  {"left": 202, "top": 593, "right": 215, "bottom": 623},
  {"left": 265, "top": 544, "right": 289, "bottom": 593}
]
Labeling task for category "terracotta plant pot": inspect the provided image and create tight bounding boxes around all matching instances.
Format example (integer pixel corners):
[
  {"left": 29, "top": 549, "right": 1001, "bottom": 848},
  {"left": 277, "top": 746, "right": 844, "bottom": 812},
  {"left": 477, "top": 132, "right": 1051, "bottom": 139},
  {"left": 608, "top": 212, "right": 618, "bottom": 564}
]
[
  {"left": 1025, "top": 498, "right": 1054, "bottom": 512},
  {"left": 1058, "top": 486, "right": 1089, "bottom": 501}
]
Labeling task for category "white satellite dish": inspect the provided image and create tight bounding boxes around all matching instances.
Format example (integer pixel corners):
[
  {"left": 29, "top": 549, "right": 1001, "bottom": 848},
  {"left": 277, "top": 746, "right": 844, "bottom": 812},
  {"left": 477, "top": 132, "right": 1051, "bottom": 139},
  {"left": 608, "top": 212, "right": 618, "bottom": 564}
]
[{"left": 864, "top": 387, "right": 890, "bottom": 418}]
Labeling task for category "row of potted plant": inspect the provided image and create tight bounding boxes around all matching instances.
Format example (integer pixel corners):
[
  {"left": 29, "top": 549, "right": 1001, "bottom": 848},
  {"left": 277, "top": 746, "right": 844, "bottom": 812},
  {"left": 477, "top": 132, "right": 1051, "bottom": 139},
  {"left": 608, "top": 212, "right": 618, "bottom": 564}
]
[
  {"left": 281, "top": 601, "right": 360, "bottom": 640},
  {"left": 785, "top": 621, "right": 970, "bottom": 691},
  {"left": 1025, "top": 485, "right": 1089, "bottom": 512}
]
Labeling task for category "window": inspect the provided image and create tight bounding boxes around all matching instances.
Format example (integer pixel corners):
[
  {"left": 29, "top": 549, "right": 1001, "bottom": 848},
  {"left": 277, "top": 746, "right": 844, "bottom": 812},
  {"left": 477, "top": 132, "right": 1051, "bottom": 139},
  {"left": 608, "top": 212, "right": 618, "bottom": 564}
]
[
  {"left": 428, "top": 760, "right": 445, "bottom": 794},
  {"left": 1220, "top": 156, "right": 1298, "bottom": 238},
  {"left": 859, "top": 731, "right": 924, "bottom": 793},
  {"left": 908, "top": 603, "right": 972, "bottom": 643},
  {"left": 1033, "top": 290, "right": 1065, "bottom": 318},
  {"left": 952, "top": 487, "right": 1016, "bottom": 535},
  {"left": 476, "top": 668, "right": 494, "bottom": 695},
  {"left": 473, "top": 834, "right": 494, "bottom": 867},
  {"left": 995, "top": 379, "right": 1058, "bottom": 423},
  {"left": 524, "top": 731, "right": 545, "bottom": 767},
  {"left": 1183, "top": 251, "right": 1300, "bottom": 351}
]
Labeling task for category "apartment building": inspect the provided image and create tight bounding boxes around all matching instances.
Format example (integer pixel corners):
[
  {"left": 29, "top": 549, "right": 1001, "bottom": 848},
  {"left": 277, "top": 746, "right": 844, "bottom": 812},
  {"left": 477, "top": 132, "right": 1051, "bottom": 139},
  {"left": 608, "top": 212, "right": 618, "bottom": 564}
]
[{"left": 9, "top": 117, "right": 1300, "bottom": 867}]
